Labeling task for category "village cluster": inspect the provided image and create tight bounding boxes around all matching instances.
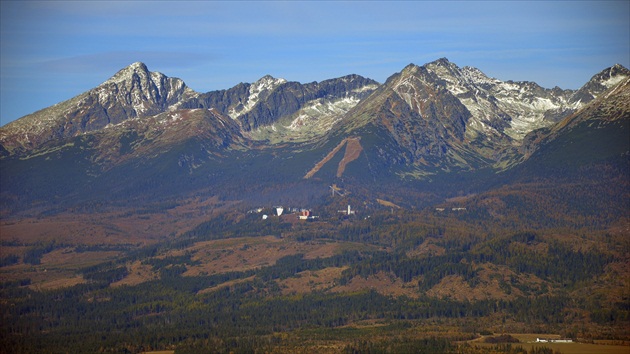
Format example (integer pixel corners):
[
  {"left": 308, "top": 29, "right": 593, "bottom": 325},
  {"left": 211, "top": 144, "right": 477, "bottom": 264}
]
[
  {"left": 247, "top": 204, "right": 356, "bottom": 221},
  {"left": 435, "top": 207, "right": 467, "bottom": 212}
]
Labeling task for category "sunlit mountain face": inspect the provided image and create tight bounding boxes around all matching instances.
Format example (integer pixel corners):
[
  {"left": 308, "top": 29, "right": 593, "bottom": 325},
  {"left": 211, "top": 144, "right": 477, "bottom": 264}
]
[{"left": 1, "top": 59, "right": 628, "bottom": 354}]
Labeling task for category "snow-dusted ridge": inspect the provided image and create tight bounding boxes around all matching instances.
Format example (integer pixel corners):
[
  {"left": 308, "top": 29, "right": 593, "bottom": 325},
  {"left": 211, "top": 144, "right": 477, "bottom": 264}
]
[
  {"left": 1, "top": 60, "right": 628, "bottom": 158},
  {"left": 422, "top": 59, "right": 629, "bottom": 141},
  {"left": 228, "top": 75, "right": 287, "bottom": 119}
]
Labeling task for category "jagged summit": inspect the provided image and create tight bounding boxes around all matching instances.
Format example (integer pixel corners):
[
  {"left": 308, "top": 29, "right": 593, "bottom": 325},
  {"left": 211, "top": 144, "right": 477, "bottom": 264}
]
[
  {"left": 104, "top": 61, "right": 151, "bottom": 84},
  {"left": 1, "top": 58, "right": 628, "bottom": 226},
  {"left": 254, "top": 74, "right": 286, "bottom": 84},
  {"left": 230, "top": 74, "right": 288, "bottom": 119},
  {"left": 2, "top": 59, "right": 628, "bottom": 177},
  {"left": 0, "top": 61, "right": 197, "bottom": 153},
  {"left": 432, "top": 57, "right": 453, "bottom": 66},
  {"left": 420, "top": 59, "right": 611, "bottom": 140},
  {"left": 570, "top": 64, "right": 630, "bottom": 105}
]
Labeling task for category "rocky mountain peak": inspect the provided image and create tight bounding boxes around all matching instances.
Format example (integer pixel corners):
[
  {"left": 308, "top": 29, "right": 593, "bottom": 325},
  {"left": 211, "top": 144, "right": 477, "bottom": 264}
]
[
  {"left": 399, "top": 63, "right": 421, "bottom": 76},
  {"left": 99, "top": 62, "right": 196, "bottom": 117},
  {"left": 103, "top": 61, "right": 151, "bottom": 85},
  {"left": 2, "top": 59, "right": 627, "bottom": 174},
  {"left": 432, "top": 57, "right": 452, "bottom": 66},
  {"left": 226, "top": 75, "right": 287, "bottom": 120},
  {"left": 0, "top": 62, "right": 197, "bottom": 153},
  {"left": 98, "top": 62, "right": 192, "bottom": 111},
  {"left": 596, "top": 64, "right": 630, "bottom": 90},
  {"left": 570, "top": 64, "right": 630, "bottom": 104},
  {"left": 253, "top": 74, "right": 287, "bottom": 87}
]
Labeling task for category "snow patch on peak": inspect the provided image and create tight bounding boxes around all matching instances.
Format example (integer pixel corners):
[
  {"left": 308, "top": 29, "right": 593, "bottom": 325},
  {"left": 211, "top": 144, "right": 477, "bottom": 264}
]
[
  {"left": 252, "top": 75, "right": 287, "bottom": 92},
  {"left": 103, "top": 62, "right": 151, "bottom": 85},
  {"left": 128, "top": 61, "right": 148, "bottom": 70},
  {"left": 228, "top": 75, "right": 287, "bottom": 119},
  {"left": 286, "top": 96, "right": 360, "bottom": 132},
  {"left": 602, "top": 73, "right": 628, "bottom": 89},
  {"left": 352, "top": 83, "right": 380, "bottom": 93},
  {"left": 461, "top": 66, "right": 501, "bottom": 86},
  {"left": 421, "top": 60, "right": 580, "bottom": 141}
]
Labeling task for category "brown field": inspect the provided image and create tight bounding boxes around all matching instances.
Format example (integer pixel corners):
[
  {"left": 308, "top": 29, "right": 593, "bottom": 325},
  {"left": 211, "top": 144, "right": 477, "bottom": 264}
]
[
  {"left": 425, "top": 263, "right": 546, "bottom": 301},
  {"left": 333, "top": 270, "right": 420, "bottom": 297},
  {"left": 1, "top": 194, "right": 392, "bottom": 291},
  {"left": 110, "top": 261, "right": 158, "bottom": 287},
  {"left": 0, "top": 247, "right": 123, "bottom": 289},
  {"left": 179, "top": 236, "right": 379, "bottom": 277},
  {"left": 0, "top": 196, "right": 240, "bottom": 289},
  {"left": 0, "top": 196, "right": 236, "bottom": 245},
  {"left": 279, "top": 267, "right": 346, "bottom": 294},
  {"left": 197, "top": 275, "right": 256, "bottom": 294}
]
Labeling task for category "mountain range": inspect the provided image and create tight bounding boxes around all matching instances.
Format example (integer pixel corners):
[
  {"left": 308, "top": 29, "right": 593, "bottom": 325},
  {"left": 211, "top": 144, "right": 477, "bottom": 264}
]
[
  {"left": 1, "top": 58, "right": 629, "bottom": 353},
  {"left": 1, "top": 58, "right": 629, "bottom": 213}
]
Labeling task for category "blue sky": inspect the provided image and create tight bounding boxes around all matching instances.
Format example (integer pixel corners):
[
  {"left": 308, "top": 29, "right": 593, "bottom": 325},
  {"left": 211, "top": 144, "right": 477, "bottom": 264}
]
[{"left": 1, "top": 1, "right": 628, "bottom": 126}]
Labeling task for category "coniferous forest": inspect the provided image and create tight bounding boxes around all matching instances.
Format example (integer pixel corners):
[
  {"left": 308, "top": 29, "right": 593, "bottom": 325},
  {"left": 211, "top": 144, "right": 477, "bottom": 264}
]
[{"left": 1, "top": 179, "right": 629, "bottom": 353}]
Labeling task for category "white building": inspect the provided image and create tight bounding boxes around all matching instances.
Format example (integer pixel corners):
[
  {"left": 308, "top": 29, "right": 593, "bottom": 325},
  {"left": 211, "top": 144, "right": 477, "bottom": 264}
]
[{"left": 338, "top": 205, "right": 355, "bottom": 215}]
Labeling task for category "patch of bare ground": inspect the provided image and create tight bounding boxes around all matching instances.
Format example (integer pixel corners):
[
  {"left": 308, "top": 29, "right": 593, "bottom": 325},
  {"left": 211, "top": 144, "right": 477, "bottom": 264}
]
[
  {"left": 182, "top": 237, "right": 353, "bottom": 276},
  {"left": 445, "top": 194, "right": 476, "bottom": 203},
  {"left": 40, "top": 247, "right": 121, "bottom": 269},
  {"left": 302, "top": 241, "right": 343, "bottom": 259},
  {"left": 0, "top": 217, "right": 132, "bottom": 245},
  {"left": 0, "top": 248, "right": 126, "bottom": 290},
  {"left": 0, "top": 195, "right": 236, "bottom": 246},
  {"left": 547, "top": 232, "right": 605, "bottom": 253},
  {"left": 0, "top": 262, "right": 86, "bottom": 290},
  {"left": 406, "top": 237, "right": 446, "bottom": 258},
  {"left": 31, "top": 275, "right": 86, "bottom": 291},
  {"left": 197, "top": 276, "right": 256, "bottom": 295},
  {"left": 278, "top": 267, "right": 347, "bottom": 295},
  {"left": 332, "top": 271, "right": 420, "bottom": 298},
  {"left": 336, "top": 137, "right": 362, "bottom": 177},
  {"left": 425, "top": 275, "right": 475, "bottom": 301},
  {"left": 376, "top": 198, "right": 402, "bottom": 209},
  {"left": 304, "top": 139, "right": 346, "bottom": 179},
  {"left": 425, "top": 263, "right": 546, "bottom": 301},
  {"left": 111, "top": 261, "right": 158, "bottom": 287},
  {"left": 183, "top": 236, "right": 284, "bottom": 275}
]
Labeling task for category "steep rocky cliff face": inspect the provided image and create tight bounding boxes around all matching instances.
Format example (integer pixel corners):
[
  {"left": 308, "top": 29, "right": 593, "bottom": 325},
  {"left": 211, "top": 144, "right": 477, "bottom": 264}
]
[
  {"left": 518, "top": 76, "right": 630, "bottom": 165},
  {"left": 569, "top": 64, "right": 630, "bottom": 105},
  {"left": 330, "top": 62, "right": 496, "bottom": 172},
  {"left": 182, "top": 74, "right": 379, "bottom": 132},
  {"left": 375, "top": 64, "right": 472, "bottom": 163},
  {"left": 420, "top": 59, "right": 630, "bottom": 143},
  {"left": 330, "top": 59, "right": 629, "bottom": 173}
]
